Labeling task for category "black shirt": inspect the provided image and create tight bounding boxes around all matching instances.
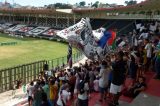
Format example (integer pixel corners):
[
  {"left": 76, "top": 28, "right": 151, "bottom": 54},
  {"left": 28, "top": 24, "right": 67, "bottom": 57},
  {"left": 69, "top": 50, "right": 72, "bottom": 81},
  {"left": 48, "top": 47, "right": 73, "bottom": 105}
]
[{"left": 112, "top": 59, "right": 126, "bottom": 86}]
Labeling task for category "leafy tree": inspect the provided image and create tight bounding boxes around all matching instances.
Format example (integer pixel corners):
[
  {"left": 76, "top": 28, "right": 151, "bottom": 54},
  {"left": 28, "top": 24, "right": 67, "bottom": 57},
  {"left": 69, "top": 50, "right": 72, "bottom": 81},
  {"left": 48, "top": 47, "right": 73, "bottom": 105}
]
[
  {"left": 91, "top": 1, "right": 99, "bottom": 8},
  {"left": 79, "top": 1, "right": 86, "bottom": 7},
  {"left": 125, "top": 0, "right": 137, "bottom": 6},
  {"left": 47, "top": 3, "right": 72, "bottom": 9}
]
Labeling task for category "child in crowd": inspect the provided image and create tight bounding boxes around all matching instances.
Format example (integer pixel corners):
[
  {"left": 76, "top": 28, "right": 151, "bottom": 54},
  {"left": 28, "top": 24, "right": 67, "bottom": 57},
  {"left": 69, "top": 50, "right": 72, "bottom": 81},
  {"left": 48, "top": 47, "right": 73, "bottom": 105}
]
[
  {"left": 123, "top": 76, "right": 146, "bottom": 98},
  {"left": 93, "top": 76, "right": 99, "bottom": 92}
]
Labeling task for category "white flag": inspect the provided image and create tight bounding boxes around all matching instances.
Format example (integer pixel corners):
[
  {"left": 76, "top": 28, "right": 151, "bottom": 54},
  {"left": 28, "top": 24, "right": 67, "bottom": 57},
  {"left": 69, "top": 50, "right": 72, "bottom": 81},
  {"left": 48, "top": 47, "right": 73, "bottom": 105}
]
[{"left": 56, "top": 18, "right": 110, "bottom": 60}]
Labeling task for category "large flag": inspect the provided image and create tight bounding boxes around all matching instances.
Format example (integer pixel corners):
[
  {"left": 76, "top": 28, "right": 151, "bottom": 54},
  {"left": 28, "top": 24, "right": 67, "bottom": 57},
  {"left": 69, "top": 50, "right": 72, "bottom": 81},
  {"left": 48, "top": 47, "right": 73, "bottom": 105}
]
[
  {"left": 97, "top": 31, "right": 111, "bottom": 48},
  {"left": 107, "top": 31, "right": 116, "bottom": 46},
  {"left": 93, "top": 28, "right": 116, "bottom": 46},
  {"left": 67, "top": 43, "right": 72, "bottom": 68},
  {"left": 56, "top": 18, "right": 110, "bottom": 60}
]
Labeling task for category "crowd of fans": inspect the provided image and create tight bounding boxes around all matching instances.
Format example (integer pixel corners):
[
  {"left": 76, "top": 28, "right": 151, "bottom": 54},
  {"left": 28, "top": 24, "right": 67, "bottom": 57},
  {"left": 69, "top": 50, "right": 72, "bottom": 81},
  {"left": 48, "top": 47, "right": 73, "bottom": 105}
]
[{"left": 26, "top": 20, "right": 160, "bottom": 106}]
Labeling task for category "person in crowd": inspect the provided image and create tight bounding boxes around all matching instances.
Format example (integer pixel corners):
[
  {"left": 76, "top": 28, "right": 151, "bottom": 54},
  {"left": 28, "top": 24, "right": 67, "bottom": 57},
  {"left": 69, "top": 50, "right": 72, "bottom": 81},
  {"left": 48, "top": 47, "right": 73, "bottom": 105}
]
[
  {"left": 137, "top": 46, "right": 144, "bottom": 77},
  {"left": 144, "top": 38, "right": 152, "bottom": 72},
  {"left": 93, "top": 76, "right": 99, "bottom": 92},
  {"left": 77, "top": 73, "right": 89, "bottom": 106},
  {"left": 42, "top": 81, "right": 50, "bottom": 100},
  {"left": 57, "top": 84, "right": 71, "bottom": 106},
  {"left": 32, "top": 86, "right": 42, "bottom": 106},
  {"left": 68, "top": 72, "right": 76, "bottom": 99},
  {"left": 89, "top": 66, "right": 95, "bottom": 92},
  {"left": 27, "top": 81, "right": 34, "bottom": 106},
  {"left": 129, "top": 55, "right": 138, "bottom": 83},
  {"left": 98, "top": 60, "right": 110, "bottom": 102},
  {"left": 123, "top": 76, "right": 146, "bottom": 98},
  {"left": 109, "top": 51, "right": 127, "bottom": 106},
  {"left": 154, "top": 35, "right": 160, "bottom": 79},
  {"left": 41, "top": 91, "right": 52, "bottom": 106},
  {"left": 49, "top": 79, "right": 58, "bottom": 106}
]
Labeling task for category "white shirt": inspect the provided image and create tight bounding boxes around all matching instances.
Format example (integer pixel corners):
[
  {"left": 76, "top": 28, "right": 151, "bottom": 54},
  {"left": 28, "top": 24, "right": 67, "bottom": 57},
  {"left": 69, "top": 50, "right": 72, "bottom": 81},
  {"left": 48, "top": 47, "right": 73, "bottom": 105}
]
[
  {"left": 150, "top": 24, "right": 157, "bottom": 32},
  {"left": 145, "top": 43, "right": 152, "bottom": 58},
  {"left": 136, "top": 23, "right": 141, "bottom": 30},
  {"left": 93, "top": 79, "right": 99, "bottom": 91},
  {"left": 99, "top": 67, "right": 109, "bottom": 88},
  {"left": 78, "top": 82, "right": 89, "bottom": 100},
  {"left": 139, "top": 33, "right": 148, "bottom": 39},
  {"left": 140, "top": 26, "right": 145, "bottom": 32},
  {"left": 57, "top": 90, "right": 71, "bottom": 106},
  {"left": 47, "top": 70, "right": 52, "bottom": 76}
]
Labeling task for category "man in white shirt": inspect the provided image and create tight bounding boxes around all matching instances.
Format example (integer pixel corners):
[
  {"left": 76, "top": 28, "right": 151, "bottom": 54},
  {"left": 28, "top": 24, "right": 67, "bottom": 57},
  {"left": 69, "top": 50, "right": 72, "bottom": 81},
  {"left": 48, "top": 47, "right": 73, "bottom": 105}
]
[
  {"left": 144, "top": 39, "right": 152, "bottom": 71},
  {"left": 27, "top": 81, "right": 34, "bottom": 106},
  {"left": 99, "top": 61, "right": 110, "bottom": 102},
  {"left": 57, "top": 85, "right": 71, "bottom": 106}
]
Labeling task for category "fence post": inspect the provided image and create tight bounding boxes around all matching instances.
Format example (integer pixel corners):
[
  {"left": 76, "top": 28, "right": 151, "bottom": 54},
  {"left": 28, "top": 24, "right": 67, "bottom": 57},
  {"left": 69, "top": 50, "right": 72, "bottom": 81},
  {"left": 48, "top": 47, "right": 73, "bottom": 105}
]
[
  {"left": 37, "top": 61, "right": 40, "bottom": 74},
  {"left": 52, "top": 60, "right": 54, "bottom": 69},
  {"left": 34, "top": 63, "right": 36, "bottom": 80},
  {"left": 31, "top": 64, "right": 33, "bottom": 81},
  {"left": 62, "top": 57, "right": 64, "bottom": 66},
  {"left": 27, "top": 65, "right": 29, "bottom": 83},
  {"left": 0, "top": 71, "right": 2, "bottom": 93},
  {"left": 9, "top": 68, "right": 12, "bottom": 89},
  {"left": 24, "top": 65, "right": 26, "bottom": 84},
  {"left": 18, "top": 66, "right": 20, "bottom": 80},
  {"left": 4, "top": 70, "right": 7, "bottom": 90}
]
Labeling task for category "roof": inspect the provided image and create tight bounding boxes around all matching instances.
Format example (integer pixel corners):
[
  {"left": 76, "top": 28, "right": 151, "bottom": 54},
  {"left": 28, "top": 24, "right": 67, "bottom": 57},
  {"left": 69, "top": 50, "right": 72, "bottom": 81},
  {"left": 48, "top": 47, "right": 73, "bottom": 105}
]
[
  {"left": 0, "top": 8, "right": 72, "bottom": 15},
  {"left": 72, "top": 0, "right": 160, "bottom": 13}
]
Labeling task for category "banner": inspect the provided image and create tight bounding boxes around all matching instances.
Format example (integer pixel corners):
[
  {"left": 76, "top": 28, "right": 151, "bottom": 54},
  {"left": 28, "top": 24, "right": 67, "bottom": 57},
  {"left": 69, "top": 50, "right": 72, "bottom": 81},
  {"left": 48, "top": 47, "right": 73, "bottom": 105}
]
[
  {"left": 7, "top": 24, "right": 26, "bottom": 32},
  {"left": 27, "top": 27, "right": 50, "bottom": 35},
  {"left": 42, "top": 29, "right": 58, "bottom": 36},
  {"left": 18, "top": 26, "right": 35, "bottom": 33},
  {"left": 56, "top": 18, "right": 110, "bottom": 60}
]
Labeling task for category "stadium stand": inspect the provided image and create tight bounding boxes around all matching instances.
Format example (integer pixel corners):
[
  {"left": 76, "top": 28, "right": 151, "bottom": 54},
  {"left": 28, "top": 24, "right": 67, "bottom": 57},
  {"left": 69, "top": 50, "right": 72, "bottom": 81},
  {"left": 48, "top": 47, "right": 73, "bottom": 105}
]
[{"left": 0, "top": 1, "right": 160, "bottom": 106}]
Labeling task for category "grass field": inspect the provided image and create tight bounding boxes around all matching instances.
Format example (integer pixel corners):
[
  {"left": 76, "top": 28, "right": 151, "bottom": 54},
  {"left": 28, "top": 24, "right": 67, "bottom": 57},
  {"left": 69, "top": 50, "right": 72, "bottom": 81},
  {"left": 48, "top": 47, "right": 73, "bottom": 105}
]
[{"left": 0, "top": 34, "right": 77, "bottom": 69}]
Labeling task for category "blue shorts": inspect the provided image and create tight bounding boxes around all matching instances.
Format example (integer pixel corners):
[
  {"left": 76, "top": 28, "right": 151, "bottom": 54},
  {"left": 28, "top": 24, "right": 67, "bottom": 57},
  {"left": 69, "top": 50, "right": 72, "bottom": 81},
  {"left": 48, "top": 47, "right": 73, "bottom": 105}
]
[{"left": 99, "top": 86, "right": 107, "bottom": 93}]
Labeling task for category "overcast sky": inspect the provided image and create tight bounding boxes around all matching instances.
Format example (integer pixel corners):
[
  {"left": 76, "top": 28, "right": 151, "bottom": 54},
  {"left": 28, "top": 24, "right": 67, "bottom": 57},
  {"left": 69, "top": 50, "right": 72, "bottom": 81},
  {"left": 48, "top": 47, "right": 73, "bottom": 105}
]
[{"left": 4, "top": 0, "right": 145, "bottom": 7}]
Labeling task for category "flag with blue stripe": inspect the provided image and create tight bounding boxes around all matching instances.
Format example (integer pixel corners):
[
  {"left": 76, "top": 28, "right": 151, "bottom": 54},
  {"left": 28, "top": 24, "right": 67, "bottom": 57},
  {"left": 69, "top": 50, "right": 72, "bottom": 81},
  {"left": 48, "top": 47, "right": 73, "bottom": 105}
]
[{"left": 98, "top": 31, "right": 112, "bottom": 48}]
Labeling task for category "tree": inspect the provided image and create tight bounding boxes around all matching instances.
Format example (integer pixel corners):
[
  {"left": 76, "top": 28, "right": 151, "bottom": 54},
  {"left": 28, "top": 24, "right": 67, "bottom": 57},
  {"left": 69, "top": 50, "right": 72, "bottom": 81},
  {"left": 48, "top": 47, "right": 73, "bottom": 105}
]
[
  {"left": 91, "top": 1, "right": 99, "bottom": 8},
  {"left": 47, "top": 3, "right": 72, "bottom": 9},
  {"left": 47, "top": 4, "right": 55, "bottom": 9},
  {"left": 125, "top": 0, "right": 137, "bottom": 6},
  {"left": 79, "top": 1, "right": 86, "bottom": 7}
]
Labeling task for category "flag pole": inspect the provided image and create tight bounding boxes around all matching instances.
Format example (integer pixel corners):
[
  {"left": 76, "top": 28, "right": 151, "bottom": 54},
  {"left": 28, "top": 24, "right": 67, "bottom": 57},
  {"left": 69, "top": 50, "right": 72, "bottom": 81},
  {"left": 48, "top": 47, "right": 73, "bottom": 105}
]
[{"left": 67, "top": 43, "right": 72, "bottom": 68}]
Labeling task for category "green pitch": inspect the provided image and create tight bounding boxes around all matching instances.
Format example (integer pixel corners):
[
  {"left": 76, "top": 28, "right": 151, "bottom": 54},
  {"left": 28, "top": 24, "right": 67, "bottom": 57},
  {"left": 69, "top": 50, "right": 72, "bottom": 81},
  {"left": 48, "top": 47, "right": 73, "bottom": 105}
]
[{"left": 0, "top": 33, "right": 77, "bottom": 69}]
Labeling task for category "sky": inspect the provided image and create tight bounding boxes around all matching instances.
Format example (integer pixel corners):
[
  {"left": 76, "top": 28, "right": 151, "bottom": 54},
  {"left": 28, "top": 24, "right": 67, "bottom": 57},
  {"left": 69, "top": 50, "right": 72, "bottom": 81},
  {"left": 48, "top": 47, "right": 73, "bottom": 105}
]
[{"left": 3, "top": 0, "right": 145, "bottom": 7}]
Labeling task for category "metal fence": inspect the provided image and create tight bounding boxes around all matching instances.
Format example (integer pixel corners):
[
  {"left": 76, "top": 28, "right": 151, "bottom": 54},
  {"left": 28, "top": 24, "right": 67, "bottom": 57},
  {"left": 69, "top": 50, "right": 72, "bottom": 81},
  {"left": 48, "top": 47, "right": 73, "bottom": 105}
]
[
  {"left": 0, "top": 52, "right": 83, "bottom": 93},
  {"left": 46, "top": 52, "right": 83, "bottom": 70}
]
